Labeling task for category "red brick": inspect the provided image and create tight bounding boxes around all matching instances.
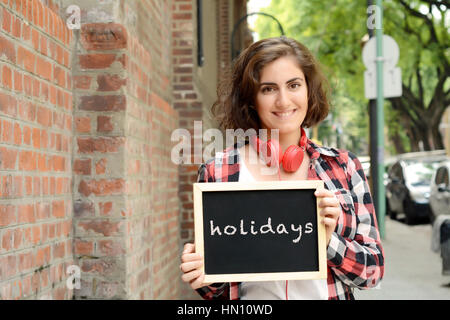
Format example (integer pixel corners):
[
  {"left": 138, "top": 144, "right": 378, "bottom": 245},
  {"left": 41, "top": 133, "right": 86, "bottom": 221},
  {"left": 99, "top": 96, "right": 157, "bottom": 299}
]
[
  {"left": 18, "top": 251, "right": 33, "bottom": 272},
  {"left": 81, "top": 23, "right": 127, "bottom": 50},
  {"left": 31, "top": 127, "right": 40, "bottom": 148},
  {"left": 18, "top": 150, "right": 36, "bottom": 171},
  {"left": 2, "top": 7, "right": 11, "bottom": 33},
  {"left": 18, "top": 204, "right": 34, "bottom": 224},
  {"left": 13, "top": 122, "right": 21, "bottom": 145},
  {"left": 0, "top": 34, "right": 16, "bottom": 63},
  {"left": 74, "top": 240, "right": 94, "bottom": 255},
  {"left": 17, "top": 46, "right": 35, "bottom": 73},
  {"left": 79, "top": 95, "right": 126, "bottom": 112},
  {"left": 36, "top": 202, "right": 50, "bottom": 220},
  {"left": 98, "top": 239, "right": 124, "bottom": 256},
  {"left": 97, "top": 116, "right": 113, "bottom": 132},
  {"left": 74, "top": 159, "right": 91, "bottom": 175},
  {"left": 2, "top": 119, "right": 13, "bottom": 143},
  {"left": 52, "top": 155, "right": 65, "bottom": 171},
  {"left": 73, "top": 75, "right": 92, "bottom": 89},
  {"left": 97, "top": 74, "right": 126, "bottom": 92},
  {"left": 0, "top": 91, "right": 17, "bottom": 117},
  {"left": 2, "top": 229, "right": 13, "bottom": 251},
  {"left": 95, "top": 158, "right": 107, "bottom": 175},
  {"left": 36, "top": 56, "right": 52, "bottom": 81},
  {"left": 0, "top": 147, "right": 18, "bottom": 169},
  {"left": 2, "top": 65, "right": 13, "bottom": 89},
  {"left": 52, "top": 200, "right": 65, "bottom": 218},
  {"left": 12, "top": 15, "right": 21, "bottom": 38},
  {"left": 75, "top": 116, "right": 91, "bottom": 133},
  {"left": 78, "top": 179, "right": 125, "bottom": 197},
  {"left": 32, "top": 225, "right": 41, "bottom": 244},
  {"left": 77, "top": 137, "right": 125, "bottom": 154},
  {"left": 52, "top": 242, "right": 65, "bottom": 259},
  {"left": 36, "top": 105, "right": 52, "bottom": 126},
  {"left": 53, "top": 65, "right": 65, "bottom": 87},
  {"left": 99, "top": 202, "right": 112, "bottom": 216},
  {"left": 77, "top": 219, "right": 122, "bottom": 237},
  {"left": 79, "top": 54, "right": 117, "bottom": 69},
  {"left": 31, "top": 28, "right": 39, "bottom": 50},
  {"left": 13, "top": 70, "right": 22, "bottom": 91}
]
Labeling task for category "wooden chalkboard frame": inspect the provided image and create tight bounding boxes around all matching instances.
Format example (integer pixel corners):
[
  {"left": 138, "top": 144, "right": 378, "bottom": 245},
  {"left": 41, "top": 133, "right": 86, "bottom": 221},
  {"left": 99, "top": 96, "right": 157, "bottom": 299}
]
[{"left": 193, "top": 180, "right": 327, "bottom": 283}]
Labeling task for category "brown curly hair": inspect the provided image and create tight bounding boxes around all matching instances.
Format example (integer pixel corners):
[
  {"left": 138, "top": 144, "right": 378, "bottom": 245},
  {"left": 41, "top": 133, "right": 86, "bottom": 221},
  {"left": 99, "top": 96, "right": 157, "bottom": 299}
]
[{"left": 211, "top": 37, "right": 330, "bottom": 131}]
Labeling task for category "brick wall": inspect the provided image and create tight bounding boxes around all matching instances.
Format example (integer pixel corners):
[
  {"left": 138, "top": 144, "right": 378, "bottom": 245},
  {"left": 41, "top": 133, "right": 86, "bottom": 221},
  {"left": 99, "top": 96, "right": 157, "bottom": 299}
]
[
  {"left": 0, "top": 0, "right": 74, "bottom": 299},
  {"left": 70, "top": 0, "right": 180, "bottom": 299},
  {"left": 0, "top": 0, "right": 249, "bottom": 300},
  {"left": 172, "top": 0, "right": 249, "bottom": 299}
]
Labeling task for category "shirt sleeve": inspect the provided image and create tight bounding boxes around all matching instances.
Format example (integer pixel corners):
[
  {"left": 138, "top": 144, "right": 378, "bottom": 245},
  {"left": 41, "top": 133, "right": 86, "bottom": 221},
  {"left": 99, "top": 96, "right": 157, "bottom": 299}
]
[
  {"left": 326, "top": 152, "right": 385, "bottom": 289},
  {"left": 194, "top": 163, "right": 231, "bottom": 300}
]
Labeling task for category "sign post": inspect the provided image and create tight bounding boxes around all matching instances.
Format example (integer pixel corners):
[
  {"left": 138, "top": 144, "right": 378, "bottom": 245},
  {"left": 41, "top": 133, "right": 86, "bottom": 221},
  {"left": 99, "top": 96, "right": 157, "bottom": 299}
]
[{"left": 363, "top": 0, "right": 402, "bottom": 239}]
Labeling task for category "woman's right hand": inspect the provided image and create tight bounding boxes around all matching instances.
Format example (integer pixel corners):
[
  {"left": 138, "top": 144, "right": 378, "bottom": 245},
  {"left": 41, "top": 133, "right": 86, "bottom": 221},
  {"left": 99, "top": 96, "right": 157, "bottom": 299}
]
[{"left": 180, "top": 243, "right": 211, "bottom": 290}]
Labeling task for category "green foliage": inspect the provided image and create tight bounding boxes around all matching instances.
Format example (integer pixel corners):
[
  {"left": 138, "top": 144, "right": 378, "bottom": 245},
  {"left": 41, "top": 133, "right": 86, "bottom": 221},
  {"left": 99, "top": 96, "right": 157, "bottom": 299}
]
[{"left": 253, "top": 0, "right": 449, "bottom": 154}]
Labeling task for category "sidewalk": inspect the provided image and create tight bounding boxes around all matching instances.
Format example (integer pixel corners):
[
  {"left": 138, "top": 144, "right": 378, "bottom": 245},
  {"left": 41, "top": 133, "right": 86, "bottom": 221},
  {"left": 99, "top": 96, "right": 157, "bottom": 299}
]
[{"left": 354, "top": 218, "right": 450, "bottom": 300}]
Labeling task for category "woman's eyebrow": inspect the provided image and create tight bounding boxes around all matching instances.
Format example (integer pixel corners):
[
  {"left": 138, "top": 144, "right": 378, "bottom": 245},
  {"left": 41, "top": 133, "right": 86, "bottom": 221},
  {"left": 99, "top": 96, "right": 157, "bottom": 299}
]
[{"left": 260, "top": 77, "right": 305, "bottom": 86}]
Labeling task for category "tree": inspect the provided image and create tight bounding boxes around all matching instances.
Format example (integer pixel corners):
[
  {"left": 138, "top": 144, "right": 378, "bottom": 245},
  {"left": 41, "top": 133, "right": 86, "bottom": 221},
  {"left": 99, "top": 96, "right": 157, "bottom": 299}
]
[{"left": 254, "top": 0, "right": 449, "bottom": 153}]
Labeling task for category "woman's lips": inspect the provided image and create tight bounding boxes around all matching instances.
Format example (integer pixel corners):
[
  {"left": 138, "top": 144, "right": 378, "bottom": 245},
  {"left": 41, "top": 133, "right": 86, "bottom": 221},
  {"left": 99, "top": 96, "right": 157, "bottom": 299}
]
[{"left": 272, "top": 109, "right": 297, "bottom": 118}]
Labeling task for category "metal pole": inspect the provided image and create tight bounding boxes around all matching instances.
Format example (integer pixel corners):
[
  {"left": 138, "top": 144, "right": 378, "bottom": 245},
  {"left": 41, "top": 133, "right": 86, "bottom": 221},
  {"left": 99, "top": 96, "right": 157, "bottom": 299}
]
[
  {"left": 367, "top": 0, "right": 378, "bottom": 227},
  {"left": 375, "top": 0, "right": 385, "bottom": 239}
]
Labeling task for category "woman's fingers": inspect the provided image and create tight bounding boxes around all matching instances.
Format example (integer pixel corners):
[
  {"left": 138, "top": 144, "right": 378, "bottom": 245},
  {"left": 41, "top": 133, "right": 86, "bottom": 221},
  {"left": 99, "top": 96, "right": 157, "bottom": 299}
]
[
  {"left": 181, "top": 252, "right": 202, "bottom": 263},
  {"left": 182, "top": 268, "right": 203, "bottom": 283},
  {"left": 318, "top": 197, "right": 339, "bottom": 208},
  {"left": 190, "top": 273, "right": 207, "bottom": 290},
  {"left": 321, "top": 216, "right": 337, "bottom": 227},
  {"left": 183, "top": 243, "right": 195, "bottom": 254},
  {"left": 314, "top": 189, "right": 334, "bottom": 198},
  {"left": 320, "top": 206, "right": 340, "bottom": 218},
  {"left": 180, "top": 260, "right": 203, "bottom": 273}
]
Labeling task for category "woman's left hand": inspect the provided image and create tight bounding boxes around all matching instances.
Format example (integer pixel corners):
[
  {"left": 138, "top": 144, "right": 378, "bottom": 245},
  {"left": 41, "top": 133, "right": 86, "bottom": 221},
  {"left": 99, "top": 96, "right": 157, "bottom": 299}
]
[{"left": 315, "top": 188, "right": 341, "bottom": 246}]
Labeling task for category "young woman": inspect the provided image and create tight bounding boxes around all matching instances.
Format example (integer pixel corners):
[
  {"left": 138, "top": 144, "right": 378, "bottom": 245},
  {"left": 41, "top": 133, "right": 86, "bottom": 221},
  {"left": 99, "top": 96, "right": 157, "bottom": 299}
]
[{"left": 180, "top": 37, "right": 384, "bottom": 300}]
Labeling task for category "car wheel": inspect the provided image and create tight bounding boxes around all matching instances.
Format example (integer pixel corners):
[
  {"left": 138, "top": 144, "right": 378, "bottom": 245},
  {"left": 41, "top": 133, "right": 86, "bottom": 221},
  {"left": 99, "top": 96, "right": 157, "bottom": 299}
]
[
  {"left": 404, "top": 200, "right": 416, "bottom": 225},
  {"left": 386, "top": 198, "right": 396, "bottom": 220}
]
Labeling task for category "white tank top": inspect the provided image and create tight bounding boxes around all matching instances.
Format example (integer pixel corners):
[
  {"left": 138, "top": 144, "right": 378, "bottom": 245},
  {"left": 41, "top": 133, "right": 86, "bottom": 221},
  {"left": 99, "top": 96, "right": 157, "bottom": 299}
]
[{"left": 238, "top": 151, "right": 328, "bottom": 300}]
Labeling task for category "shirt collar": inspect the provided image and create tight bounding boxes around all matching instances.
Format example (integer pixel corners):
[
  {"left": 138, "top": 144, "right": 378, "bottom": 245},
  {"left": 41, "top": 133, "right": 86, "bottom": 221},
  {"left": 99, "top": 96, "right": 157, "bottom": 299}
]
[{"left": 306, "top": 138, "right": 340, "bottom": 160}]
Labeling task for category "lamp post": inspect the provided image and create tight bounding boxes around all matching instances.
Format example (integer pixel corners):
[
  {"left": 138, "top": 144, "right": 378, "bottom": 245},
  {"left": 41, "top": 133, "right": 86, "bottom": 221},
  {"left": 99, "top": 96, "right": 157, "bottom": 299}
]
[{"left": 231, "top": 12, "right": 285, "bottom": 61}]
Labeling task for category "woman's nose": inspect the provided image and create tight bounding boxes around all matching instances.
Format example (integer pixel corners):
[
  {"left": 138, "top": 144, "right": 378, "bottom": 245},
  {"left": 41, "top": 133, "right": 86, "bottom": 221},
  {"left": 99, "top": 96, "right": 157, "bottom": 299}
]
[{"left": 275, "top": 89, "right": 290, "bottom": 108}]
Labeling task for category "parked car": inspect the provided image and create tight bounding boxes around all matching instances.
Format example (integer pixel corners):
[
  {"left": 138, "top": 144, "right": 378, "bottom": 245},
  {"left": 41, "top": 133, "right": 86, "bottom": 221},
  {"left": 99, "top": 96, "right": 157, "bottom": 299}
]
[
  {"left": 429, "top": 160, "right": 450, "bottom": 224},
  {"left": 386, "top": 156, "right": 446, "bottom": 225}
]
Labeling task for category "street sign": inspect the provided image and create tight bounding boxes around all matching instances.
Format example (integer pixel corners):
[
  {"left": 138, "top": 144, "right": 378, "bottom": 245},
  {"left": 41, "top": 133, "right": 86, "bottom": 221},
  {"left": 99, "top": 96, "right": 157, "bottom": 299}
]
[{"left": 363, "top": 35, "right": 402, "bottom": 99}]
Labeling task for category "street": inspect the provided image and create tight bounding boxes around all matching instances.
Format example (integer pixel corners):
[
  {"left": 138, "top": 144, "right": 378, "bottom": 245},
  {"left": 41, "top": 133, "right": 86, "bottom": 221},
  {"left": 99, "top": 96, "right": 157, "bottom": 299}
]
[{"left": 354, "top": 217, "right": 450, "bottom": 300}]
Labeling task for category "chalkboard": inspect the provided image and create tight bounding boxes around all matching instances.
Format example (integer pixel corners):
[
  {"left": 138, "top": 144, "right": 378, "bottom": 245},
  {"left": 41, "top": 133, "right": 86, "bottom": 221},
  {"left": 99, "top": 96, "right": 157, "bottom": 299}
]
[{"left": 193, "top": 180, "right": 327, "bottom": 283}]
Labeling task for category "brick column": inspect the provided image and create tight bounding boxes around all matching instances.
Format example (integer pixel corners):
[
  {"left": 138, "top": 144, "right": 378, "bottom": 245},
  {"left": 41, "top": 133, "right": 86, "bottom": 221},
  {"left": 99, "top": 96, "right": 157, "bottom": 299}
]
[
  {"left": 72, "top": 22, "right": 128, "bottom": 299},
  {"left": 0, "top": 0, "right": 74, "bottom": 299}
]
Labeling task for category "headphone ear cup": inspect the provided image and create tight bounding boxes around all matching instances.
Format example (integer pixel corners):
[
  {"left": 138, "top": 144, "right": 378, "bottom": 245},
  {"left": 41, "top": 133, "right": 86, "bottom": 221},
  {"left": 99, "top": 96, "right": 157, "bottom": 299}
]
[{"left": 282, "top": 145, "right": 304, "bottom": 172}]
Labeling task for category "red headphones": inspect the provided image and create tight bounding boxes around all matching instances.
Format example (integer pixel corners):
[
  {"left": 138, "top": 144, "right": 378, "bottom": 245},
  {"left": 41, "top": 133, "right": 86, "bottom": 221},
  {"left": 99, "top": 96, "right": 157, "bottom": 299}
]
[{"left": 250, "top": 128, "right": 308, "bottom": 173}]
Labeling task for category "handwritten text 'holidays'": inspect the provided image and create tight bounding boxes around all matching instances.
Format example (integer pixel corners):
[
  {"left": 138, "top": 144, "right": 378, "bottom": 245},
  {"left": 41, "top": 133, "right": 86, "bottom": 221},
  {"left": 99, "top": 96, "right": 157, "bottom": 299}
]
[{"left": 210, "top": 218, "right": 313, "bottom": 243}]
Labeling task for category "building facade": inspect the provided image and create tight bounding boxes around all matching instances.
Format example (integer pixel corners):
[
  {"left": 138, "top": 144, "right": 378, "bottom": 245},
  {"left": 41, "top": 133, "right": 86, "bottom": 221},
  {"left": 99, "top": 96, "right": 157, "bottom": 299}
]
[{"left": 0, "top": 0, "right": 250, "bottom": 299}]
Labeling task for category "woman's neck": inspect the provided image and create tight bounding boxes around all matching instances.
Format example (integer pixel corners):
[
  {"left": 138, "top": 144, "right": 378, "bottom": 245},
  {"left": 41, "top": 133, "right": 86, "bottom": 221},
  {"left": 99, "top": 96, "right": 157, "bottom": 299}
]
[{"left": 267, "top": 129, "right": 302, "bottom": 153}]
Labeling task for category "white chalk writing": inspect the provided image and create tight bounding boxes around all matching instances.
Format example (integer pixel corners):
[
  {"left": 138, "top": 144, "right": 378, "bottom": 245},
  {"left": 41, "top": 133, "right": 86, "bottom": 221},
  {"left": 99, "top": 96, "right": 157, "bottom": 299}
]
[{"left": 209, "top": 218, "right": 314, "bottom": 244}]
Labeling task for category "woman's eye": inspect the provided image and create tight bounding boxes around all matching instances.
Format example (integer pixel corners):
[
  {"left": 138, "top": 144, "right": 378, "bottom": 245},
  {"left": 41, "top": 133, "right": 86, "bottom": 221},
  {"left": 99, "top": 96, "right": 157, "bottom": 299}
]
[
  {"left": 289, "top": 83, "right": 301, "bottom": 90},
  {"left": 261, "top": 86, "right": 275, "bottom": 93}
]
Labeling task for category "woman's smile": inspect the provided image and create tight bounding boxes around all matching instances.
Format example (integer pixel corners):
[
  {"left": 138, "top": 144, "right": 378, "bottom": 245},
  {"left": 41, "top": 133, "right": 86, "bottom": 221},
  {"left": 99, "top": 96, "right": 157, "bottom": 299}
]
[{"left": 272, "top": 109, "right": 298, "bottom": 119}]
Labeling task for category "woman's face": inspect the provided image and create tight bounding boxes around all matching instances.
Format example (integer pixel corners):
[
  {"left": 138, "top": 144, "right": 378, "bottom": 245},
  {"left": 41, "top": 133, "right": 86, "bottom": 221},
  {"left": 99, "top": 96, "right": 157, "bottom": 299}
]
[{"left": 255, "top": 55, "right": 308, "bottom": 136}]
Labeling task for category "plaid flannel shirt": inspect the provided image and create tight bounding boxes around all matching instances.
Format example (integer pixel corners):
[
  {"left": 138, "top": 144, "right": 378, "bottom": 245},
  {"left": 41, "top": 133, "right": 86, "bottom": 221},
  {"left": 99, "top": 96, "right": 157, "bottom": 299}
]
[{"left": 195, "top": 138, "right": 384, "bottom": 300}]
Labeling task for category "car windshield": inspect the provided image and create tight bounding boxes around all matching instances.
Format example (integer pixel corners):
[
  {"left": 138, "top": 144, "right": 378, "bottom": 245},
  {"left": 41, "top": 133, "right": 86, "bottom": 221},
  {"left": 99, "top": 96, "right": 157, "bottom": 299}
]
[{"left": 404, "top": 162, "right": 440, "bottom": 186}]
